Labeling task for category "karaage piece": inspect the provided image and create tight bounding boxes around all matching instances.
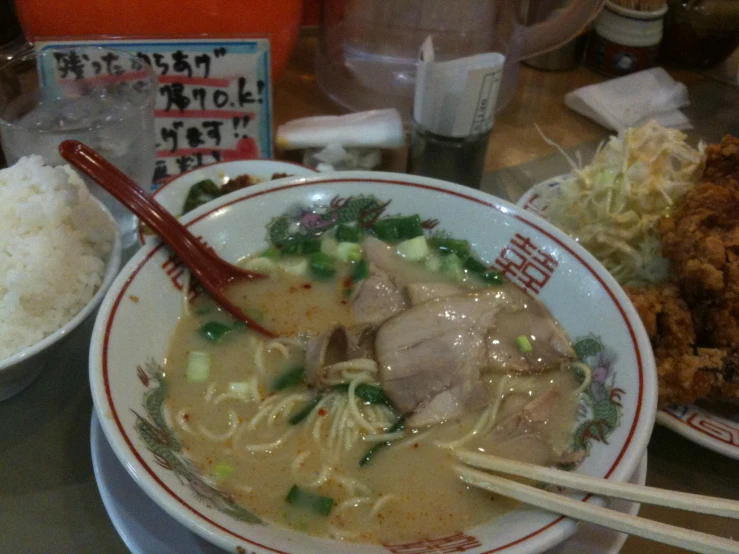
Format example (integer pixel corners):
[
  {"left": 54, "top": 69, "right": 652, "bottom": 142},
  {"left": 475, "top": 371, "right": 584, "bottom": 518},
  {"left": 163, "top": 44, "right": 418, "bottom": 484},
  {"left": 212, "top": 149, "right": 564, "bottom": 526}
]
[
  {"left": 626, "top": 284, "right": 739, "bottom": 406},
  {"left": 659, "top": 181, "right": 739, "bottom": 347},
  {"left": 702, "top": 134, "right": 739, "bottom": 189}
]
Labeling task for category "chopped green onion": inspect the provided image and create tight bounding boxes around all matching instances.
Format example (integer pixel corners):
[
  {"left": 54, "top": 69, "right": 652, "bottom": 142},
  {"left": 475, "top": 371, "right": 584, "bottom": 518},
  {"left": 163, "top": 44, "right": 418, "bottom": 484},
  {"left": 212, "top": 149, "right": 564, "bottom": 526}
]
[
  {"left": 482, "top": 270, "right": 505, "bottom": 285},
  {"left": 351, "top": 259, "right": 369, "bottom": 282},
  {"left": 309, "top": 252, "right": 336, "bottom": 279},
  {"left": 429, "top": 238, "right": 470, "bottom": 258},
  {"left": 182, "top": 179, "right": 222, "bottom": 214},
  {"left": 333, "top": 383, "right": 392, "bottom": 406},
  {"left": 272, "top": 366, "right": 305, "bottom": 391},
  {"left": 281, "top": 236, "right": 322, "bottom": 256},
  {"left": 285, "top": 485, "right": 334, "bottom": 516},
  {"left": 424, "top": 254, "right": 442, "bottom": 273},
  {"left": 199, "top": 321, "right": 233, "bottom": 343},
  {"left": 359, "top": 416, "right": 406, "bottom": 467},
  {"left": 516, "top": 335, "right": 533, "bottom": 353},
  {"left": 373, "top": 215, "right": 423, "bottom": 241},
  {"left": 441, "top": 253, "right": 465, "bottom": 280},
  {"left": 228, "top": 381, "right": 251, "bottom": 395},
  {"left": 278, "top": 257, "right": 309, "bottom": 276},
  {"left": 320, "top": 237, "right": 339, "bottom": 257},
  {"left": 242, "top": 256, "right": 277, "bottom": 274},
  {"left": 261, "top": 246, "right": 281, "bottom": 258},
  {"left": 463, "top": 256, "right": 488, "bottom": 273},
  {"left": 396, "top": 235, "right": 429, "bottom": 261},
  {"left": 289, "top": 395, "right": 323, "bottom": 425},
  {"left": 186, "top": 351, "right": 211, "bottom": 382},
  {"left": 336, "top": 242, "right": 363, "bottom": 263},
  {"left": 212, "top": 462, "right": 234, "bottom": 482},
  {"left": 335, "top": 224, "right": 362, "bottom": 243}
]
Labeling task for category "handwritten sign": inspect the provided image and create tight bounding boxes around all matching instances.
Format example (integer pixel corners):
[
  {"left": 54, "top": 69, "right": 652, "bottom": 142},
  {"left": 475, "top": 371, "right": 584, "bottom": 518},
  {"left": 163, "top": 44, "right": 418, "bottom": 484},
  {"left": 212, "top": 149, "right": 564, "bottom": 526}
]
[{"left": 35, "top": 38, "right": 272, "bottom": 185}]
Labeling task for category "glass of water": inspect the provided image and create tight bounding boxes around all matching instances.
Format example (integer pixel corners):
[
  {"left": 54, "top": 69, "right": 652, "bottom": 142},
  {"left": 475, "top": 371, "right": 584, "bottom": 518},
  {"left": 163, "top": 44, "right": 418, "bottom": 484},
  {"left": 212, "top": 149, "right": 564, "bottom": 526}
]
[{"left": 0, "top": 45, "right": 157, "bottom": 247}]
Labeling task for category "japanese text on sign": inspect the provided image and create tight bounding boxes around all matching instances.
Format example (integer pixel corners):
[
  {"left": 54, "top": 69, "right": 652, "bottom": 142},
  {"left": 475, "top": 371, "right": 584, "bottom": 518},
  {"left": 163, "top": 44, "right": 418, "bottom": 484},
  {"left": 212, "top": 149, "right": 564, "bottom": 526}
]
[{"left": 36, "top": 39, "right": 272, "bottom": 184}]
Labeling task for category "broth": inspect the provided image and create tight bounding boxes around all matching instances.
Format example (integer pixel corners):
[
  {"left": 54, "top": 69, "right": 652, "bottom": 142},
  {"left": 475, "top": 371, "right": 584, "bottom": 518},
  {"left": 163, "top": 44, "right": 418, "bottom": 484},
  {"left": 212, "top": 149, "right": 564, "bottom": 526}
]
[{"left": 163, "top": 238, "right": 584, "bottom": 544}]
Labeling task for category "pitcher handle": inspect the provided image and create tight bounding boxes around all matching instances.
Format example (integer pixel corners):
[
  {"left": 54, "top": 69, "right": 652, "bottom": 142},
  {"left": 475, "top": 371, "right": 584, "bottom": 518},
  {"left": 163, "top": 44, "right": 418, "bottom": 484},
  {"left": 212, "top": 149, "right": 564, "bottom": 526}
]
[{"left": 518, "top": 0, "right": 607, "bottom": 61}]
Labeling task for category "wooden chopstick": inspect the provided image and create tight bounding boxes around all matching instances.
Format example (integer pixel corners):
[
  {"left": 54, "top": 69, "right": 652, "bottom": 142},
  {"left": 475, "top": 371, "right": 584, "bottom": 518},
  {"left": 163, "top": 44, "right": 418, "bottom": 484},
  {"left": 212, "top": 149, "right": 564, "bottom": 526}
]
[
  {"left": 454, "top": 454, "right": 739, "bottom": 554},
  {"left": 455, "top": 450, "right": 739, "bottom": 519},
  {"left": 456, "top": 466, "right": 739, "bottom": 554}
]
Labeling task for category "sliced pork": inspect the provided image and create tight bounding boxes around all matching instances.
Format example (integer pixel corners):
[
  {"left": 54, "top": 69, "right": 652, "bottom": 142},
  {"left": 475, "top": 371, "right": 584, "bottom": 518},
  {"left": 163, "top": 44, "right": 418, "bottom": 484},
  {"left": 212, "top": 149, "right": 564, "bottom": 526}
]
[
  {"left": 375, "top": 284, "right": 576, "bottom": 425},
  {"left": 351, "top": 265, "right": 408, "bottom": 326},
  {"left": 406, "top": 282, "right": 465, "bottom": 305},
  {"left": 304, "top": 325, "right": 374, "bottom": 387}
]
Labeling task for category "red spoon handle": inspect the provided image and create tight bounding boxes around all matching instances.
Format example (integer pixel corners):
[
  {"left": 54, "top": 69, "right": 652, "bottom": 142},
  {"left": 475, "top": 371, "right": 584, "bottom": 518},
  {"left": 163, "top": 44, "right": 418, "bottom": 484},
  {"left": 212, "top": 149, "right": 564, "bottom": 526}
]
[{"left": 59, "top": 140, "right": 276, "bottom": 337}]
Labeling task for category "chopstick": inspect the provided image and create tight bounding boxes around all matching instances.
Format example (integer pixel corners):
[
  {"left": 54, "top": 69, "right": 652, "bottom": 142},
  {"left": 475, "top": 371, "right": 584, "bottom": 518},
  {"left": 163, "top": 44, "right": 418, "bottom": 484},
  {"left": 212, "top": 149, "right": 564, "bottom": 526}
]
[
  {"left": 455, "top": 452, "right": 739, "bottom": 554},
  {"left": 455, "top": 450, "right": 739, "bottom": 519}
]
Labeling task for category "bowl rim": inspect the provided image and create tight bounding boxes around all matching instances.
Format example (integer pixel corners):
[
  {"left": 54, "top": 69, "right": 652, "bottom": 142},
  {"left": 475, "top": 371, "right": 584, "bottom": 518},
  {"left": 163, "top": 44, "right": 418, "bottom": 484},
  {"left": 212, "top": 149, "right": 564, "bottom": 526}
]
[
  {"left": 0, "top": 198, "right": 122, "bottom": 371},
  {"left": 151, "top": 158, "right": 317, "bottom": 202},
  {"left": 91, "top": 170, "right": 657, "bottom": 553},
  {"left": 138, "top": 158, "right": 318, "bottom": 245}
]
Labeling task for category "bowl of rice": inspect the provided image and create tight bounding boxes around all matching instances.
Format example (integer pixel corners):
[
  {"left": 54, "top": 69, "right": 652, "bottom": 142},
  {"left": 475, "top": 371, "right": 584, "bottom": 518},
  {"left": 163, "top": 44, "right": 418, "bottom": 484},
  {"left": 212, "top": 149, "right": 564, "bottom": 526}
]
[{"left": 0, "top": 155, "right": 121, "bottom": 401}]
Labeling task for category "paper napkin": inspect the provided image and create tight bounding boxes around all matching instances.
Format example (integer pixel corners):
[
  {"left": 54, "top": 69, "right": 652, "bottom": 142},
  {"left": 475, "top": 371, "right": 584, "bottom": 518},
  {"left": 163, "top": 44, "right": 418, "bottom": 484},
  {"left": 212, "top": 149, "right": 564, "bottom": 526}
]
[
  {"left": 564, "top": 67, "right": 691, "bottom": 131},
  {"left": 275, "top": 109, "right": 405, "bottom": 150}
]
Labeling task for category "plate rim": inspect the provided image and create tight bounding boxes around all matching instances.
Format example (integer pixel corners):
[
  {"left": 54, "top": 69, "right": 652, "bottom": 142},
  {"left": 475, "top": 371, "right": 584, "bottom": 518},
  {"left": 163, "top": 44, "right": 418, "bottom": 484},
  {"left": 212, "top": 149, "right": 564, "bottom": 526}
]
[{"left": 517, "top": 176, "right": 739, "bottom": 461}]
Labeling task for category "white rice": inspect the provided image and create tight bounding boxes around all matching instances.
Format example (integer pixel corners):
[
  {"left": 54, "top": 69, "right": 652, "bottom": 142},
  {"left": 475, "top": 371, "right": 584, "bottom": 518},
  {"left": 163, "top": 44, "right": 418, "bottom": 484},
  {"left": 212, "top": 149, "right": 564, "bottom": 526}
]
[{"left": 0, "top": 155, "right": 116, "bottom": 361}]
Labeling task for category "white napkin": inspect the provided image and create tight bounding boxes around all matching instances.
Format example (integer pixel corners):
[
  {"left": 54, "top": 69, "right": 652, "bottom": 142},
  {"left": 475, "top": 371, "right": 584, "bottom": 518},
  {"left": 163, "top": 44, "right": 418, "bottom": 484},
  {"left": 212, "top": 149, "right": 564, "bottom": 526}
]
[
  {"left": 275, "top": 109, "right": 405, "bottom": 150},
  {"left": 564, "top": 68, "right": 691, "bottom": 132}
]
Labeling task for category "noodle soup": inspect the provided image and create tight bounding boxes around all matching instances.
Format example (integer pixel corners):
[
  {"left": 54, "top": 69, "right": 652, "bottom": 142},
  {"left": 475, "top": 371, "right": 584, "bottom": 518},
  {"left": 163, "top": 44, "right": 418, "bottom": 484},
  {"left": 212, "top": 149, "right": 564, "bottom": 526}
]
[{"left": 163, "top": 225, "right": 587, "bottom": 544}]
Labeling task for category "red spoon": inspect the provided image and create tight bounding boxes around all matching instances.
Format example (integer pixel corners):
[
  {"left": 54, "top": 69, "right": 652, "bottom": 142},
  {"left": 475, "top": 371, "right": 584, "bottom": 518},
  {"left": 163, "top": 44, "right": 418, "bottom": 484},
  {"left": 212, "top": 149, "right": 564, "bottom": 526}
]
[{"left": 59, "top": 140, "right": 276, "bottom": 338}]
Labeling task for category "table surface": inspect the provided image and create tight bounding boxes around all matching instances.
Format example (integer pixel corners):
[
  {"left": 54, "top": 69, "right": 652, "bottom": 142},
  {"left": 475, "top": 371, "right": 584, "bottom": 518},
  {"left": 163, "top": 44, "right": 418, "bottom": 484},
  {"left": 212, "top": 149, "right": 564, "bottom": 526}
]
[{"left": 1, "top": 30, "right": 738, "bottom": 554}]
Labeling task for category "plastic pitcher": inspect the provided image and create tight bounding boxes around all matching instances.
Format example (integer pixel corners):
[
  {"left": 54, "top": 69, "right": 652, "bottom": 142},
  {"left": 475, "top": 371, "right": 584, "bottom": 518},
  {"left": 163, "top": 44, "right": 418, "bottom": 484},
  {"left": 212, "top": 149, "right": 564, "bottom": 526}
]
[{"left": 316, "top": 0, "right": 606, "bottom": 119}]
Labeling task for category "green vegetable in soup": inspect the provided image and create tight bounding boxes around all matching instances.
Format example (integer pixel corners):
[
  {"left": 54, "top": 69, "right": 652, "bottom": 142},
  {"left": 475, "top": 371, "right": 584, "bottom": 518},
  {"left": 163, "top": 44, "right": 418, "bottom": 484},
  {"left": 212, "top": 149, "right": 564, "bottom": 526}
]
[
  {"left": 285, "top": 485, "right": 334, "bottom": 516},
  {"left": 463, "top": 256, "right": 488, "bottom": 273},
  {"left": 351, "top": 259, "right": 369, "bottom": 282},
  {"left": 396, "top": 235, "right": 429, "bottom": 261},
  {"left": 186, "top": 351, "right": 211, "bottom": 382},
  {"left": 333, "top": 383, "right": 393, "bottom": 407},
  {"left": 428, "top": 237, "right": 470, "bottom": 258},
  {"left": 199, "top": 321, "right": 235, "bottom": 343},
  {"left": 336, "top": 242, "right": 363, "bottom": 263},
  {"left": 373, "top": 215, "right": 423, "bottom": 242},
  {"left": 516, "top": 335, "right": 533, "bottom": 353},
  {"left": 212, "top": 462, "right": 234, "bottom": 482},
  {"left": 335, "top": 223, "right": 362, "bottom": 243},
  {"left": 309, "top": 252, "right": 336, "bottom": 279},
  {"left": 289, "top": 394, "right": 324, "bottom": 425},
  {"left": 281, "top": 236, "right": 322, "bottom": 256},
  {"left": 482, "top": 270, "right": 505, "bottom": 285},
  {"left": 261, "top": 246, "right": 281, "bottom": 258},
  {"left": 359, "top": 416, "right": 406, "bottom": 468},
  {"left": 182, "top": 179, "right": 222, "bottom": 214},
  {"left": 272, "top": 366, "right": 305, "bottom": 392}
]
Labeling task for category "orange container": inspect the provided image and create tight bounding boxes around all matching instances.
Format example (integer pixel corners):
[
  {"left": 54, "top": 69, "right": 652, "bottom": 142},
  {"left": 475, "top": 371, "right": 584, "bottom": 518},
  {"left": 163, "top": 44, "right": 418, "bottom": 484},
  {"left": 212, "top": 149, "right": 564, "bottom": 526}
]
[{"left": 14, "top": 0, "right": 304, "bottom": 79}]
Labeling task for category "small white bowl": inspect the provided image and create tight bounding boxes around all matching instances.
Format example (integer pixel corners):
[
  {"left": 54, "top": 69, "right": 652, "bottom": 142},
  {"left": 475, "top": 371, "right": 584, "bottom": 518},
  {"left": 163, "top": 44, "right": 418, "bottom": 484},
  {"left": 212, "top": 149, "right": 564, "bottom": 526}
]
[
  {"left": 139, "top": 159, "right": 316, "bottom": 245},
  {"left": 0, "top": 201, "right": 122, "bottom": 401},
  {"left": 92, "top": 171, "right": 657, "bottom": 554}
]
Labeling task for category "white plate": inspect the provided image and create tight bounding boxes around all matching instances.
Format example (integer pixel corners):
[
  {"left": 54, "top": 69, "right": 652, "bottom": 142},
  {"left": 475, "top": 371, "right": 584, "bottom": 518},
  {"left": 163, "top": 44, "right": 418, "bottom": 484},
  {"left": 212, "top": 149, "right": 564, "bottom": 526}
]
[
  {"left": 518, "top": 177, "right": 739, "bottom": 461},
  {"left": 91, "top": 412, "right": 647, "bottom": 554},
  {"left": 139, "top": 159, "right": 317, "bottom": 245}
]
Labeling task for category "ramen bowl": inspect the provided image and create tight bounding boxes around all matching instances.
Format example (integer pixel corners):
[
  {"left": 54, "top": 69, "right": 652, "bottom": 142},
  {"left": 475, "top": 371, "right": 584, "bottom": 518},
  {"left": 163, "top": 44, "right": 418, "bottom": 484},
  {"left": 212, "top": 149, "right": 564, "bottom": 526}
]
[
  {"left": 90, "top": 171, "right": 657, "bottom": 553},
  {"left": 138, "top": 159, "right": 316, "bottom": 245}
]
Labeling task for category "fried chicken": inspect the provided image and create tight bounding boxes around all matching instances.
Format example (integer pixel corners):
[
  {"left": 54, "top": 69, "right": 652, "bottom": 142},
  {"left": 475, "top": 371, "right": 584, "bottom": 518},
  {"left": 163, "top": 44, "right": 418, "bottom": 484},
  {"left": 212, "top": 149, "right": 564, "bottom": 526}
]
[
  {"left": 702, "top": 134, "right": 739, "bottom": 189},
  {"left": 626, "top": 284, "right": 739, "bottom": 406},
  {"left": 625, "top": 135, "right": 739, "bottom": 407}
]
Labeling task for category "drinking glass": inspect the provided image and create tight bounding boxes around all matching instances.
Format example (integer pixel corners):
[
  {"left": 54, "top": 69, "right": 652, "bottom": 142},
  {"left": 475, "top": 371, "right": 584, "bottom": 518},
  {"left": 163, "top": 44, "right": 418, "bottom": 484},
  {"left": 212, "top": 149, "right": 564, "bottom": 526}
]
[{"left": 0, "top": 45, "right": 157, "bottom": 247}]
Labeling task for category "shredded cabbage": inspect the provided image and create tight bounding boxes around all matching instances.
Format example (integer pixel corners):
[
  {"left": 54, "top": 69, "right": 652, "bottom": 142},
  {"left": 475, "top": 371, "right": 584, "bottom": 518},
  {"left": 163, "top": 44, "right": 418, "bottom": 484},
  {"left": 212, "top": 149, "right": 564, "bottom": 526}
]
[{"left": 540, "top": 120, "right": 704, "bottom": 285}]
